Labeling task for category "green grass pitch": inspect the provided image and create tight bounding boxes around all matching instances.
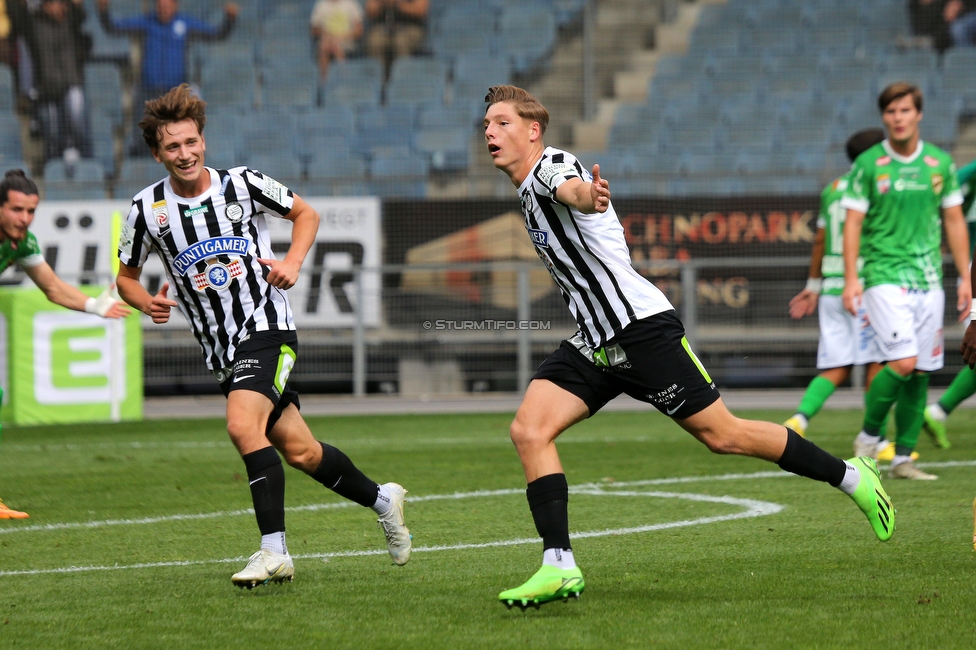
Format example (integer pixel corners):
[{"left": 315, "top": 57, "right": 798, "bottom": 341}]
[{"left": 1, "top": 409, "right": 975, "bottom": 649}]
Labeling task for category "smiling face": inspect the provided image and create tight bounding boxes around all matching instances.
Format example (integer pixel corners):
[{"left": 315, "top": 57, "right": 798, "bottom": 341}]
[
  {"left": 484, "top": 101, "right": 544, "bottom": 185},
  {"left": 882, "top": 94, "right": 922, "bottom": 151},
  {"left": 0, "top": 190, "right": 39, "bottom": 244},
  {"left": 152, "top": 118, "right": 209, "bottom": 197}
]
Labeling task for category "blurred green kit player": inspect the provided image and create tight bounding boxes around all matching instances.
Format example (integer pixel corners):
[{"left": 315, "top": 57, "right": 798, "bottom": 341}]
[
  {"left": 784, "top": 129, "right": 886, "bottom": 439},
  {"left": 0, "top": 169, "right": 129, "bottom": 519},
  {"left": 923, "top": 157, "right": 976, "bottom": 443},
  {"left": 842, "top": 83, "right": 971, "bottom": 480}
]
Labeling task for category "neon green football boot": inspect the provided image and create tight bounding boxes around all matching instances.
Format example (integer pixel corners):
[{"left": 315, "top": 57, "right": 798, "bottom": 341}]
[
  {"left": 922, "top": 404, "right": 951, "bottom": 449},
  {"left": 499, "top": 565, "right": 585, "bottom": 610},
  {"left": 847, "top": 457, "right": 894, "bottom": 542}
]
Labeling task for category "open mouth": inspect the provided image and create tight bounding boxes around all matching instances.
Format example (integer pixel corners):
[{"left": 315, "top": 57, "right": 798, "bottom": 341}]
[{"left": 488, "top": 144, "right": 500, "bottom": 154}]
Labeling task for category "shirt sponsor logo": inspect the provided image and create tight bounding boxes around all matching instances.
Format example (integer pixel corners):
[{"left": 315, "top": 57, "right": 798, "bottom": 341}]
[
  {"left": 182, "top": 205, "right": 209, "bottom": 219},
  {"left": 876, "top": 156, "right": 891, "bottom": 166},
  {"left": 152, "top": 200, "right": 169, "bottom": 228},
  {"left": 173, "top": 236, "right": 249, "bottom": 275},
  {"left": 225, "top": 202, "right": 244, "bottom": 222},
  {"left": 877, "top": 174, "right": 891, "bottom": 194},
  {"left": 538, "top": 163, "right": 576, "bottom": 188},
  {"left": 527, "top": 228, "right": 549, "bottom": 247},
  {"left": 262, "top": 176, "right": 288, "bottom": 205},
  {"left": 192, "top": 259, "right": 244, "bottom": 291},
  {"left": 924, "top": 155, "right": 940, "bottom": 168}
]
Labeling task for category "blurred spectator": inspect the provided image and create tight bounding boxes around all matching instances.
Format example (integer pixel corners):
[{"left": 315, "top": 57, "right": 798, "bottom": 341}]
[
  {"left": 32, "top": 0, "right": 91, "bottom": 163},
  {"left": 310, "top": 0, "right": 364, "bottom": 81},
  {"left": 0, "top": 0, "right": 12, "bottom": 65},
  {"left": 909, "top": 0, "right": 976, "bottom": 51},
  {"left": 97, "top": 0, "right": 237, "bottom": 154},
  {"left": 364, "top": 0, "right": 428, "bottom": 78}
]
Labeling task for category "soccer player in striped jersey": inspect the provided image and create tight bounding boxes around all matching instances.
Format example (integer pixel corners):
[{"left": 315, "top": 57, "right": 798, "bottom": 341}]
[
  {"left": 115, "top": 85, "right": 411, "bottom": 588},
  {"left": 484, "top": 85, "right": 895, "bottom": 610},
  {"left": 842, "top": 82, "right": 970, "bottom": 480},
  {"left": 923, "top": 157, "right": 976, "bottom": 445},
  {"left": 0, "top": 169, "right": 130, "bottom": 520}
]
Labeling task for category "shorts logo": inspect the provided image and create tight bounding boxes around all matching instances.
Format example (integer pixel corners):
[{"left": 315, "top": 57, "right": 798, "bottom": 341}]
[
  {"left": 192, "top": 259, "right": 244, "bottom": 291},
  {"left": 528, "top": 228, "right": 549, "bottom": 247},
  {"left": 225, "top": 202, "right": 244, "bottom": 222},
  {"left": 152, "top": 200, "right": 169, "bottom": 228},
  {"left": 877, "top": 174, "right": 891, "bottom": 194}
]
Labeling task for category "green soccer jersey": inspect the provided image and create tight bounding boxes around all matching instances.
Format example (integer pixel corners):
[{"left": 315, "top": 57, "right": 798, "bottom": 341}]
[
  {"left": 0, "top": 230, "right": 43, "bottom": 275},
  {"left": 817, "top": 172, "right": 859, "bottom": 296},
  {"left": 842, "top": 140, "right": 963, "bottom": 291},
  {"left": 958, "top": 159, "right": 976, "bottom": 254}
]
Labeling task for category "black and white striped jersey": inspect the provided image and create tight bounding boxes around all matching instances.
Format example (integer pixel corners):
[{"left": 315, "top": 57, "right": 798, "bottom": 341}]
[
  {"left": 518, "top": 146, "right": 673, "bottom": 347},
  {"left": 118, "top": 166, "right": 296, "bottom": 371}
]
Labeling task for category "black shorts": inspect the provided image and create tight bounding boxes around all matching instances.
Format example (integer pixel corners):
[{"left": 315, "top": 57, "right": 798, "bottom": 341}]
[
  {"left": 217, "top": 330, "right": 301, "bottom": 432},
  {"left": 533, "top": 310, "right": 720, "bottom": 419}
]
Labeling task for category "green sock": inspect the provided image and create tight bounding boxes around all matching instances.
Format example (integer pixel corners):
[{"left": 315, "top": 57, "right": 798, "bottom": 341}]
[
  {"left": 938, "top": 366, "right": 976, "bottom": 414},
  {"left": 796, "top": 375, "right": 837, "bottom": 419},
  {"left": 894, "top": 373, "right": 929, "bottom": 455},
  {"left": 863, "top": 366, "right": 911, "bottom": 432}
]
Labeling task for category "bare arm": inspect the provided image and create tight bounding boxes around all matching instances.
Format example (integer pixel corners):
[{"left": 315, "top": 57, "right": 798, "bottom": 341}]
[
  {"left": 256, "top": 195, "right": 320, "bottom": 290},
  {"left": 943, "top": 203, "right": 972, "bottom": 321},
  {"left": 788, "top": 227, "right": 825, "bottom": 320},
  {"left": 841, "top": 208, "right": 865, "bottom": 316},
  {"left": 553, "top": 164, "right": 611, "bottom": 214},
  {"left": 24, "top": 262, "right": 130, "bottom": 318},
  {"left": 116, "top": 264, "right": 177, "bottom": 323}
]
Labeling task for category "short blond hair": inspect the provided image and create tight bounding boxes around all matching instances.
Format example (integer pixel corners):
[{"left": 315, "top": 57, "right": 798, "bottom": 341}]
[{"left": 485, "top": 85, "right": 549, "bottom": 136}]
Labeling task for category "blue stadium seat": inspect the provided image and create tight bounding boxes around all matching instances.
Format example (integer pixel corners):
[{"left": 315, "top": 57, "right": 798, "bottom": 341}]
[
  {"left": 84, "top": 63, "right": 124, "bottom": 126},
  {"left": 369, "top": 151, "right": 429, "bottom": 197},
  {"left": 387, "top": 57, "right": 449, "bottom": 106},
  {"left": 499, "top": 7, "right": 556, "bottom": 74},
  {"left": 942, "top": 48, "right": 976, "bottom": 111},
  {"left": 412, "top": 127, "right": 470, "bottom": 172},
  {"left": 0, "top": 64, "right": 14, "bottom": 112},
  {"left": 452, "top": 54, "right": 511, "bottom": 106},
  {"left": 0, "top": 114, "right": 23, "bottom": 163},
  {"left": 246, "top": 153, "right": 302, "bottom": 182},
  {"left": 430, "top": 7, "right": 496, "bottom": 60},
  {"left": 322, "top": 59, "right": 383, "bottom": 108},
  {"left": 307, "top": 154, "right": 367, "bottom": 181}
]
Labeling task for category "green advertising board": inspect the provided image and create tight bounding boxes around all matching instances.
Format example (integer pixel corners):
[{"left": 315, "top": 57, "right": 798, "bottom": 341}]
[{"left": 0, "top": 287, "right": 142, "bottom": 425}]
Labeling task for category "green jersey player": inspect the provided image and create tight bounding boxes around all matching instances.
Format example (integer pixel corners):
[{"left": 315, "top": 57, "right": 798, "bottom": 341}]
[
  {"left": 784, "top": 129, "right": 887, "bottom": 440},
  {"left": 923, "top": 158, "right": 976, "bottom": 443},
  {"left": 842, "top": 83, "right": 971, "bottom": 480},
  {"left": 0, "top": 169, "right": 129, "bottom": 519}
]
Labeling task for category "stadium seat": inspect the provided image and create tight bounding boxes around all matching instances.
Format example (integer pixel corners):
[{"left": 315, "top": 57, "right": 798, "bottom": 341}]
[
  {"left": 246, "top": 153, "right": 302, "bottom": 182},
  {"left": 499, "top": 7, "right": 556, "bottom": 74},
  {"left": 452, "top": 54, "right": 511, "bottom": 106},
  {"left": 412, "top": 127, "right": 470, "bottom": 172},
  {"left": 0, "top": 64, "right": 14, "bottom": 112},
  {"left": 0, "top": 114, "right": 23, "bottom": 163},
  {"left": 386, "top": 57, "right": 449, "bottom": 106},
  {"left": 321, "top": 59, "right": 383, "bottom": 108},
  {"left": 430, "top": 7, "right": 496, "bottom": 60},
  {"left": 44, "top": 159, "right": 107, "bottom": 200}
]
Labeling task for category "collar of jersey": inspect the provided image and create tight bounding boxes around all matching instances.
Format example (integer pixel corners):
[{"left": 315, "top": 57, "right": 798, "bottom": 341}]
[
  {"left": 164, "top": 166, "right": 218, "bottom": 204},
  {"left": 882, "top": 139, "right": 924, "bottom": 165}
]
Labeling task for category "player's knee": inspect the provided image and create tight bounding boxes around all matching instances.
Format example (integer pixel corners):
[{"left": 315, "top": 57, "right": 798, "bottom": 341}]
[
  {"left": 509, "top": 417, "right": 546, "bottom": 449},
  {"left": 282, "top": 445, "right": 318, "bottom": 471}
]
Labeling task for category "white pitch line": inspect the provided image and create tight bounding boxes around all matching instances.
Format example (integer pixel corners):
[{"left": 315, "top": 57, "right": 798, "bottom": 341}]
[
  {"left": 4, "top": 460, "right": 974, "bottom": 537},
  {"left": 0, "top": 492, "right": 782, "bottom": 577}
]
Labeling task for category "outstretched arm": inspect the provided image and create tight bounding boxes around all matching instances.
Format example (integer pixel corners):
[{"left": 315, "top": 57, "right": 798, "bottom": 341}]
[
  {"left": 23, "top": 262, "right": 130, "bottom": 318},
  {"left": 554, "top": 164, "right": 611, "bottom": 214}
]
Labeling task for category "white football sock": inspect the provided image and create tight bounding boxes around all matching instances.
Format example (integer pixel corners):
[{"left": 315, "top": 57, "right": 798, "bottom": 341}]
[
  {"left": 261, "top": 531, "right": 288, "bottom": 556},
  {"left": 890, "top": 454, "right": 913, "bottom": 468},
  {"left": 542, "top": 547, "right": 576, "bottom": 570},
  {"left": 838, "top": 461, "right": 861, "bottom": 496},
  {"left": 372, "top": 483, "right": 392, "bottom": 516}
]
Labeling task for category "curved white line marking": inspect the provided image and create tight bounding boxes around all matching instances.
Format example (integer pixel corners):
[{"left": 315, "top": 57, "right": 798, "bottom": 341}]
[{"left": 0, "top": 487, "right": 782, "bottom": 577}]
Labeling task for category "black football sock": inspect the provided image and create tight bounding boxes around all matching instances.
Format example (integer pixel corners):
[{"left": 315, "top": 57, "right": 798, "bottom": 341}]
[
  {"left": 777, "top": 428, "right": 847, "bottom": 487},
  {"left": 526, "top": 473, "right": 571, "bottom": 551},
  {"left": 242, "top": 446, "right": 286, "bottom": 535},
  {"left": 311, "top": 442, "right": 379, "bottom": 507}
]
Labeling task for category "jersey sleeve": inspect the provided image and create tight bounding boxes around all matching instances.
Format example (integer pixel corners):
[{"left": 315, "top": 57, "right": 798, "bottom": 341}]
[
  {"left": 535, "top": 152, "right": 585, "bottom": 201},
  {"left": 840, "top": 161, "right": 870, "bottom": 214},
  {"left": 18, "top": 232, "right": 44, "bottom": 268},
  {"left": 244, "top": 169, "right": 295, "bottom": 218},
  {"left": 118, "top": 200, "right": 153, "bottom": 268},
  {"left": 941, "top": 160, "right": 964, "bottom": 209}
]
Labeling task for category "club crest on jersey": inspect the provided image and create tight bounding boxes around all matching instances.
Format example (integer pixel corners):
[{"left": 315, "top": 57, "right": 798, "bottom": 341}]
[
  {"left": 876, "top": 156, "right": 891, "bottom": 166},
  {"left": 932, "top": 174, "right": 943, "bottom": 193},
  {"left": 192, "top": 259, "right": 244, "bottom": 292},
  {"left": 152, "top": 200, "right": 170, "bottom": 228},
  {"left": 527, "top": 228, "right": 550, "bottom": 247},
  {"left": 225, "top": 202, "right": 244, "bottom": 222},
  {"left": 877, "top": 174, "right": 891, "bottom": 194},
  {"left": 173, "top": 236, "right": 249, "bottom": 275}
]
